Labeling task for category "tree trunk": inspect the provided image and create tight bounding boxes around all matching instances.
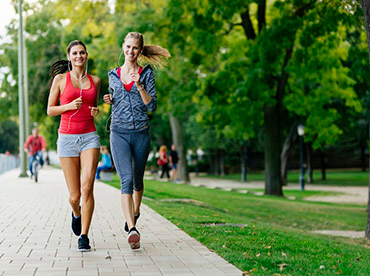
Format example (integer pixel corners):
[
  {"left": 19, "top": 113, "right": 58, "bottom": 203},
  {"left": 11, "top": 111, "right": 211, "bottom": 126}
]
[
  {"left": 320, "top": 151, "right": 326, "bottom": 181},
  {"left": 264, "top": 104, "right": 283, "bottom": 196},
  {"left": 306, "top": 143, "right": 313, "bottom": 183},
  {"left": 367, "top": 139, "right": 370, "bottom": 238},
  {"left": 209, "top": 151, "right": 214, "bottom": 174},
  {"left": 281, "top": 124, "right": 297, "bottom": 186},
  {"left": 361, "top": 144, "right": 366, "bottom": 172},
  {"left": 169, "top": 114, "right": 190, "bottom": 182},
  {"left": 241, "top": 145, "right": 248, "bottom": 182},
  {"left": 359, "top": 0, "right": 370, "bottom": 240},
  {"left": 219, "top": 149, "right": 225, "bottom": 176},
  {"left": 212, "top": 150, "right": 220, "bottom": 175},
  {"left": 360, "top": 0, "right": 370, "bottom": 66}
]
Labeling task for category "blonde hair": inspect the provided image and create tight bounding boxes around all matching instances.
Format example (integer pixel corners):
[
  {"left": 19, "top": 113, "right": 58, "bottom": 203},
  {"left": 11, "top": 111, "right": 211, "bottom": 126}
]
[
  {"left": 124, "top": 32, "right": 171, "bottom": 69},
  {"left": 159, "top": 145, "right": 167, "bottom": 153}
]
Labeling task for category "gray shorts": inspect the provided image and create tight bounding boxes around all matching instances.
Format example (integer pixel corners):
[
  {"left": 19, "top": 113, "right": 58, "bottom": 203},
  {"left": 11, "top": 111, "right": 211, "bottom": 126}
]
[{"left": 57, "top": 131, "right": 100, "bottom": 157}]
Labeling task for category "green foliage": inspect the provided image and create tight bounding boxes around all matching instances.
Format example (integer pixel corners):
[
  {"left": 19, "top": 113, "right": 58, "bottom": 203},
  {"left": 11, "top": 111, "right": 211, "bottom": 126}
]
[
  {"left": 0, "top": 119, "right": 19, "bottom": 153},
  {"left": 0, "top": 0, "right": 368, "bottom": 170}
]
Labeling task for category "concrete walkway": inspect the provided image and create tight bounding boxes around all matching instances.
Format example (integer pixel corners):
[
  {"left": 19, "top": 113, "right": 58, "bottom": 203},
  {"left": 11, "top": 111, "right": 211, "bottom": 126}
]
[
  {"left": 0, "top": 167, "right": 242, "bottom": 276},
  {"left": 188, "top": 174, "right": 368, "bottom": 205}
]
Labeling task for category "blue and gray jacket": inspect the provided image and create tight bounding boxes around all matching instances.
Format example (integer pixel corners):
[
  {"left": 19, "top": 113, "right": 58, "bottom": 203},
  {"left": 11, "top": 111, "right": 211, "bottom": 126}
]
[{"left": 108, "top": 64, "right": 157, "bottom": 132}]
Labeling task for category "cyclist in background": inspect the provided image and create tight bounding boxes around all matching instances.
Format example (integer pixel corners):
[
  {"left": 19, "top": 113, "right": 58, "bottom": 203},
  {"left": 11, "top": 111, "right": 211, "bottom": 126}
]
[{"left": 24, "top": 127, "right": 47, "bottom": 178}]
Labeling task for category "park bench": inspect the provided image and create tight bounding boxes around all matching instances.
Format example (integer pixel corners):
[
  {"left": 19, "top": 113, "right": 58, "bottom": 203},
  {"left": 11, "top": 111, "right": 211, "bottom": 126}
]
[{"left": 100, "top": 167, "right": 115, "bottom": 181}]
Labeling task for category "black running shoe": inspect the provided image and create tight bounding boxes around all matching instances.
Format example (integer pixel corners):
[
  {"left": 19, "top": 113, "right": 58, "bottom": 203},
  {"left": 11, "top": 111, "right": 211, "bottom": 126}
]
[
  {"left": 78, "top": 235, "right": 91, "bottom": 252},
  {"left": 128, "top": 227, "right": 140, "bottom": 250},
  {"left": 71, "top": 208, "right": 81, "bottom": 236},
  {"left": 124, "top": 213, "right": 140, "bottom": 232}
]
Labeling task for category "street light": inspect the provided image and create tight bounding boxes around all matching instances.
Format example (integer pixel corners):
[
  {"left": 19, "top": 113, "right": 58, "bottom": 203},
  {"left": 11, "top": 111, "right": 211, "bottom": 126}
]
[
  {"left": 18, "top": 0, "right": 27, "bottom": 177},
  {"left": 297, "top": 124, "right": 305, "bottom": 191}
]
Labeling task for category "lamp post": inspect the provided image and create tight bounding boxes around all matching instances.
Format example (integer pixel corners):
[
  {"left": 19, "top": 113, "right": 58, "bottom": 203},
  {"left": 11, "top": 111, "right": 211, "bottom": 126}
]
[
  {"left": 297, "top": 124, "right": 305, "bottom": 191},
  {"left": 18, "top": 0, "right": 27, "bottom": 177}
]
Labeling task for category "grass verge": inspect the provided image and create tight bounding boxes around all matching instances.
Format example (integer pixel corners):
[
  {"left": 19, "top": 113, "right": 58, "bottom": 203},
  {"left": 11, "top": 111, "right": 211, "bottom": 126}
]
[
  {"left": 103, "top": 176, "right": 370, "bottom": 275},
  {"left": 204, "top": 170, "right": 370, "bottom": 186}
]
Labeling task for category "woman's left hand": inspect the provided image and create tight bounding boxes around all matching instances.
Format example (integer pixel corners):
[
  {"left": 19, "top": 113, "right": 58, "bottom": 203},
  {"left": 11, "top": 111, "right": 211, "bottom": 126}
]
[{"left": 89, "top": 106, "right": 99, "bottom": 117}]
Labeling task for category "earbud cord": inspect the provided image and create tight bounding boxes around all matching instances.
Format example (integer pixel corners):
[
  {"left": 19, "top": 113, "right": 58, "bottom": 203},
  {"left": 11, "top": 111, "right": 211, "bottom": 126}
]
[{"left": 63, "top": 66, "right": 88, "bottom": 132}]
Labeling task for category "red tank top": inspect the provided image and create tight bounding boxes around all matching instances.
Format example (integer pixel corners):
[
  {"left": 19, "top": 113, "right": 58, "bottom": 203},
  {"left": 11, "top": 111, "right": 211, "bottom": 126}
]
[{"left": 58, "top": 72, "right": 97, "bottom": 134}]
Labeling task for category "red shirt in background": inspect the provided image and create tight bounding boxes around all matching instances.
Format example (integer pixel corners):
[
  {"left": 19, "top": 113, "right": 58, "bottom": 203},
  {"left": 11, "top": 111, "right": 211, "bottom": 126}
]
[{"left": 24, "top": 135, "right": 47, "bottom": 156}]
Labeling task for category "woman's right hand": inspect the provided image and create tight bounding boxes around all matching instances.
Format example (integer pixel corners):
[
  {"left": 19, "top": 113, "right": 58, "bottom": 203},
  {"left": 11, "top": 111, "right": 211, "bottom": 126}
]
[
  {"left": 69, "top": 96, "right": 83, "bottom": 110},
  {"left": 103, "top": 94, "right": 113, "bottom": 105}
]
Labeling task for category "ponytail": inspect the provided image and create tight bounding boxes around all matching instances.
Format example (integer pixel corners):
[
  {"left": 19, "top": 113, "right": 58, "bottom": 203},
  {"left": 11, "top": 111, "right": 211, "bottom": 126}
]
[
  {"left": 49, "top": 60, "right": 70, "bottom": 88},
  {"left": 140, "top": 45, "right": 171, "bottom": 69},
  {"left": 124, "top": 32, "right": 171, "bottom": 69}
]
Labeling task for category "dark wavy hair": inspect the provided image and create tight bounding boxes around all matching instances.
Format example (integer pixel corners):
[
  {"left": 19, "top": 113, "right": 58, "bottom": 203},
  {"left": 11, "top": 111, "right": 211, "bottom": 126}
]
[{"left": 49, "top": 40, "right": 87, "bottom": 87}]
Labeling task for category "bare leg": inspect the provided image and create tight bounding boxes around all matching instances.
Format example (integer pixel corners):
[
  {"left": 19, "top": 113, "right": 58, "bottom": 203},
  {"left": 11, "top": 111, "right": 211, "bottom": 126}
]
[
  {"left": 121, "top": 194, "right": 135, "bottom": 229},
  {"left": 133, "top": 189, "right": 143, "bottom": 215},
  {"left": 174, "top": 168, "right": 178, "bottom": 180},
  {"left": 60, "top": 157, "right": 81, "bottom": 217},
  {"left": 170, "top": 168, "right": 174, "bottom": 181},
  {"left": 80, "top": 148, "right": 100, "bottom": 235}
]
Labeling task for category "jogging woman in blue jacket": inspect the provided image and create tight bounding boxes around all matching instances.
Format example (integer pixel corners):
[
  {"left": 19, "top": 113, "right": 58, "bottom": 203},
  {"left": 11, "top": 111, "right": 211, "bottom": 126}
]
[{"left": 103, "top": 32, "right": 170, "bottom": 250}]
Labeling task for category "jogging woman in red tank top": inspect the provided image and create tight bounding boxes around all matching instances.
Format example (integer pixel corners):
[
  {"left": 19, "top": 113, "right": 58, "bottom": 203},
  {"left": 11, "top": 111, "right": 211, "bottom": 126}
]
[{"left": 47, "top": 40, "right": 101, "bottom": 252}]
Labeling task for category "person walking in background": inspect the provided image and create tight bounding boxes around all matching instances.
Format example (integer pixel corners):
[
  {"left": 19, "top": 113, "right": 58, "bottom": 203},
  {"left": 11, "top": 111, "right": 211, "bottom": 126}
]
[
  {"left": 24, "top": 127, "right": 47, "bottom": 178},
  {"left": 47, "top": 40, "right": 101, "bottom": 252},
  {"left": 169, "top": 144, "right": 179, "bottom": 182},
  {"left": 96, "top": 145, "right": 112, "bottom": 180},
  {"left": 103, "top": 32, "right": 170, "bottom": 250},
  {"left": 158, "top": 145, "right": 170, "bottom": 179}
]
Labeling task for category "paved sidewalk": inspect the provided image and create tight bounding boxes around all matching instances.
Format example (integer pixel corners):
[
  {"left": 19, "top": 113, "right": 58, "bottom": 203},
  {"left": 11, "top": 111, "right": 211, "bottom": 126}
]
[
  {"left": 188, "top": 174, "right": 368, "bottom": 205},
  {"left": 0, "top": 167, "right": 242, "bottom": 276}
]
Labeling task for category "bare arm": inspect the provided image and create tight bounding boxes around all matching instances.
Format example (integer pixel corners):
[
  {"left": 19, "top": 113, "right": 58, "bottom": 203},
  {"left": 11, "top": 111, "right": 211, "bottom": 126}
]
[
  {"left": 89, "top": 76, "right": 101, "bottom": 117},
  {"left": 47, "top": 74, "right": 82, "bottom": 117},
  {"left": 136, "top": 82, "right": 152, "bottom": 105}
]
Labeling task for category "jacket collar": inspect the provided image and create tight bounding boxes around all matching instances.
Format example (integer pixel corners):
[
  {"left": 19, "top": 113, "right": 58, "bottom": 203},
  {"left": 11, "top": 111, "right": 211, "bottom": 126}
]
[{"left": 109, "top": 64, "right": 152, "bottom": 77}]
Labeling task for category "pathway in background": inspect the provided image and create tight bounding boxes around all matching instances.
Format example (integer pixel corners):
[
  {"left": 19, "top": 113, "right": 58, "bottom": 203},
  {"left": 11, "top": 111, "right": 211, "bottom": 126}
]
[
  {"left": 188, "top": 174, "right": 368, "bottom": 205},
  {"left": 0, "top": 167, "right": 242, "bottom": 276}
]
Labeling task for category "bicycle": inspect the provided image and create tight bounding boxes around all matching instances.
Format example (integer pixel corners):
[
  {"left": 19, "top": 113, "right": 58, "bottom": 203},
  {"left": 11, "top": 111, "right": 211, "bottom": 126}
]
[{"left": 31, "top": 153, "right": 41, "bottom": 183}]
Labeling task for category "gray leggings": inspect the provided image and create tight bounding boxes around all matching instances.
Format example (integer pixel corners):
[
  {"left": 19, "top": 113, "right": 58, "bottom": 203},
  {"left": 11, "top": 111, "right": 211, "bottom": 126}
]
[{"left": 110, "top": 128, "right": 150, "bottom": 194}]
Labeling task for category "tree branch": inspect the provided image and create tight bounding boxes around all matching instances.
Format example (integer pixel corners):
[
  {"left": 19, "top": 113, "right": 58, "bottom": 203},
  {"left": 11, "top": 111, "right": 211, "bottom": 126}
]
[
  {"left": 223, "top": 23, "right": 243, "bottom": 35},
  {"left": 240, "top": 7, "right": 256, "bottom": 40},
  {"left": 294, "top": 0, "right": 316, "bottom": 17},
  {"left": 257, "top": 0, "right": 266, "bottom": 33}
]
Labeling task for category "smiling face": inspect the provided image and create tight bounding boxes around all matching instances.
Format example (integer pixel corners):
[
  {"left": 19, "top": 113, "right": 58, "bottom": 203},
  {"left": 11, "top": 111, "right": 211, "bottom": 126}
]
[
  {"left": 67, "top": 44, "right": 88, "bottom": 68},
  {"left": 123, "top": 38, "right": 142, "bottom": 63}
]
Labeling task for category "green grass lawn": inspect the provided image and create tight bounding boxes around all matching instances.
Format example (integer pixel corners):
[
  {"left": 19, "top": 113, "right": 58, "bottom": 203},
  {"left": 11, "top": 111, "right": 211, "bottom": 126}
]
[
  {"left": 204, "top": 170, "right": 370, "bottom": 186},
  {"left": 103, "top": 176, "right": 370, "bottom": 275},
  {"left": 233, "top": 188, "right": 344, "bottom": 201}
]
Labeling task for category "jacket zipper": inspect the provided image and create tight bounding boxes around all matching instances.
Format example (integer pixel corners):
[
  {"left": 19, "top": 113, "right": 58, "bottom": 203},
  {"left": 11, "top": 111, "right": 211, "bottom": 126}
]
[{"left": 111, "top": 70, "right": 136, "bottom": 129}]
